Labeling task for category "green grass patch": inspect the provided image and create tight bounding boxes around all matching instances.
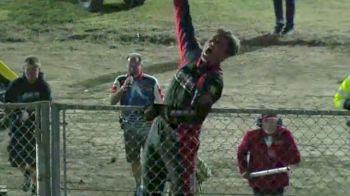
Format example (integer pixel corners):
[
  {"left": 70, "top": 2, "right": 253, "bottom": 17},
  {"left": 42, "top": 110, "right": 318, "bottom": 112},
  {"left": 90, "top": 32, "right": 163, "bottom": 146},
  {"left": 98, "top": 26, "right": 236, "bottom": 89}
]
[
  {"left": 0, "top": 0, "right": 349, "bottom": 45},
  {"left": 1, "top": 0, "right": 88, "bottom": 27}
]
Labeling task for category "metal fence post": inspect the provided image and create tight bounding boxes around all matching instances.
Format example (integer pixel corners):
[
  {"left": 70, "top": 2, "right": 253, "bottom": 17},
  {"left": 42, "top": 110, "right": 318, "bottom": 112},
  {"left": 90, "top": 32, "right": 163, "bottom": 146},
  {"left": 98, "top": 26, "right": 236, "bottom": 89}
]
[
  {"left": 36, "top": 102, "right": 51, "bottom": 196},
  {"left": 62, "top": 110, "right": 68, "bottom": 196},
  {"left": 51, "top": 103, "right": 61, "bottom": 196}
]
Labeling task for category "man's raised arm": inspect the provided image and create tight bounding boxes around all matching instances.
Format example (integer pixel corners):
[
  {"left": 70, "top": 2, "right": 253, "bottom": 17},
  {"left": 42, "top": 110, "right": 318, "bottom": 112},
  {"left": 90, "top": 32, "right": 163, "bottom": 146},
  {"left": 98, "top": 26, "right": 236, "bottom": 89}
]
[{"left": 173, "top": 0, "right": 200, "bottom": 68}]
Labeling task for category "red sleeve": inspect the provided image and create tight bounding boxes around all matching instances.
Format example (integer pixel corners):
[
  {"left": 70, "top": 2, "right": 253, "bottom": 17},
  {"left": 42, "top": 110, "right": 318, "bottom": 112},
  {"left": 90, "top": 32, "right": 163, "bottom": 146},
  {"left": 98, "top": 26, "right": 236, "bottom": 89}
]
[
  {"left": 282, "top": 130, "right": 301, "bottom": 165},
  {"left": 173, "top": 0, "right": 201, "bottom": 68},
  {"left": 237, "top": 131, "right": 251, "bottom": 174}
]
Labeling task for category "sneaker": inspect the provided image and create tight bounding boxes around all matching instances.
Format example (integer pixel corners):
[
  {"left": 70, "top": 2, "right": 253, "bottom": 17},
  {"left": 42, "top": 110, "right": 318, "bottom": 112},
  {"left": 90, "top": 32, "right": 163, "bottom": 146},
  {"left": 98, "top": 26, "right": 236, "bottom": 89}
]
[
  {"left": 273, "top": 24, "right": 284, "bottom": 35},
  {"left": 281, "top": 27, "right": 294, "bottom": 35},
  {"left": 21, "top": 170, "right": 31, "bottom": 192}
]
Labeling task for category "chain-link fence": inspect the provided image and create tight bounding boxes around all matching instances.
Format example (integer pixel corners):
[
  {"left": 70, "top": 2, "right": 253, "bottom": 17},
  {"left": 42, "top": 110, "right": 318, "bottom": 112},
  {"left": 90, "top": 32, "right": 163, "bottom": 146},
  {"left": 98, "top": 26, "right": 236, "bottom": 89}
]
[
  {"left": 54, "top": 104, "right": 350, "bottom": 196},
  {"left": 0, "top": 102, "right": 51, "bottom": 196},
  {"left": 2, "top": 102, "right": 350, "bottom": 196},
  {"left": 200, "top": 110, "right": 350, "bottom": 196}
]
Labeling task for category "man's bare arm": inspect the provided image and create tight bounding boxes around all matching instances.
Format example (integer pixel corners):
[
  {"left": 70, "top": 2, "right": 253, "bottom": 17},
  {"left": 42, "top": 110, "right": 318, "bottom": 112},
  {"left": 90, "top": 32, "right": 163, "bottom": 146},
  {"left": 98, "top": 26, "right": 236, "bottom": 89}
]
[{"left": 110, "top": 86, "right": 126, "bottom": 105}]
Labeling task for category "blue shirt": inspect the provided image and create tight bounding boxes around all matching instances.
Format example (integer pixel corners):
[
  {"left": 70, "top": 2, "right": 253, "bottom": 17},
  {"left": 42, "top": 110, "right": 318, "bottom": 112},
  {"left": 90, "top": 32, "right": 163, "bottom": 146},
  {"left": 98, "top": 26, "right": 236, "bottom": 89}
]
[{"left": 112, "top": 73, "right": 163, "bottom": 123}]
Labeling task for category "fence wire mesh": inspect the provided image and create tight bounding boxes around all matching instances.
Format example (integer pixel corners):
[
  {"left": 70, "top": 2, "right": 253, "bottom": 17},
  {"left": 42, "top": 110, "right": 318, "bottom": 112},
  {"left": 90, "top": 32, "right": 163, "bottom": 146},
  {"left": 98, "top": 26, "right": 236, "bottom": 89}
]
[
  {"left": 61, "top": 108, "right": 129, "bottom": 196},
  {"left": 0, "top": 103, "right": 42, "bottom": 196},
  {"left": 59, "top": 105, "right": 350, "bottom": 196}
]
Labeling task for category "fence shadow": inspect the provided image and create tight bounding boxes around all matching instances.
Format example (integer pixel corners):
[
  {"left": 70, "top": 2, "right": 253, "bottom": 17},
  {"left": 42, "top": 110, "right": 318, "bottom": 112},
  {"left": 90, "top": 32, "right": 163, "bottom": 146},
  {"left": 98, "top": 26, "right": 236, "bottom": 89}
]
[{"left": 100, "top": 2, "right": 142, "bottom": 14}]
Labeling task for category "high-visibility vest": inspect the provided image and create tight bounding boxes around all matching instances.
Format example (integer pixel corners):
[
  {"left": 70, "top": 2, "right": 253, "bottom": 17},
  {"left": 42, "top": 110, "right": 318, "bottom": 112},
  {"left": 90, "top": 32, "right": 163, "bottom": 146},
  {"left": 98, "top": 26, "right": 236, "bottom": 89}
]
[
  {"left": 334, "top": 75, "right": 350, "bottom": 109},
  {"left": 0, "top": 60, "right": 18, "bottom": 85}
]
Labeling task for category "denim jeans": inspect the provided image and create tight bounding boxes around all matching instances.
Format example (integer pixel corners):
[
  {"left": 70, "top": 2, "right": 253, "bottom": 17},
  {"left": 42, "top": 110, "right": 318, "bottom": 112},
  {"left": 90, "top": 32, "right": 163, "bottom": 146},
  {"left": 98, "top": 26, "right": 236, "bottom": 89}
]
[{"left": 273, "top": 0, "right": 295, "bottom": 29}]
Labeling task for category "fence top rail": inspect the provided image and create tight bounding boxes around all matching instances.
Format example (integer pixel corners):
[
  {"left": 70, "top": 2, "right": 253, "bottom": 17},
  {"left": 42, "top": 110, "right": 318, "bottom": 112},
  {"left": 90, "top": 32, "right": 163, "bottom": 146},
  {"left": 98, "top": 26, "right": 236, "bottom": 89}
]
[
  {"left": 210, "top": 108, "right": 350, "bottom": 116},
  {"left": 53, "top": 103, "right": 143, "bottom": 111},
  {"left": 52, "top": 103, "right": 350, "bottom": 116},
  {"left": 0, "top": 101, "right": 49, "bottom": 109}
]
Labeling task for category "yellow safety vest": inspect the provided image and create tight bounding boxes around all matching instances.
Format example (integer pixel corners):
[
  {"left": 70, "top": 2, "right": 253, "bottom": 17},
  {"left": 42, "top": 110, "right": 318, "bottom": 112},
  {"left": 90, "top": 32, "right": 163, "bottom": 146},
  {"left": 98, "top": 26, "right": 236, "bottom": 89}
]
[
  {"left": 0, "top": 60, "right": 18, "bottom": 84},
  {"left": 334, "top": 75, "right": 350, "bottom": 109}
]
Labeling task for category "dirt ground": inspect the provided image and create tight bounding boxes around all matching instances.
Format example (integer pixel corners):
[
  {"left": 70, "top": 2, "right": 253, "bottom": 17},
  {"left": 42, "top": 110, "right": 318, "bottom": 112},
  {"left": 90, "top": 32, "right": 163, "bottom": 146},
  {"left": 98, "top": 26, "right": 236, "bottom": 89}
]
[
  {"left": 1, "top": 32, "right": 350, "bottom": 196},
  {"left": 1, "top": 0, "right": 350, "bottom": 195},
  {"left": 0, "top": 33, "right": 348, "bottom": 109}
]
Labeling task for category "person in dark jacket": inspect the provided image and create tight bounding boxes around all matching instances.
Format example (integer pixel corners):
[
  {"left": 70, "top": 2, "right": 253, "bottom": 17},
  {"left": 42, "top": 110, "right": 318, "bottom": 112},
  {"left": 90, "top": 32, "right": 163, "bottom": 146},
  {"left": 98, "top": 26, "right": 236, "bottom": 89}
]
[
  {"left": 5, "top": 56, "right": 52, "bottom": 195},
  {"left": 237, "top": 114, "right": 300, "bottom": 196}
]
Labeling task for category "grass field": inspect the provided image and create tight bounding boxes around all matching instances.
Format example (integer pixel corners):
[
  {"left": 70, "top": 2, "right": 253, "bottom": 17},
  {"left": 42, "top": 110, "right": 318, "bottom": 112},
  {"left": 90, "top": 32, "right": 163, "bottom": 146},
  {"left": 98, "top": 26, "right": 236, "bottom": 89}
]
[{"left": 1, "top": 0, "right": 350, "bottom": 195}]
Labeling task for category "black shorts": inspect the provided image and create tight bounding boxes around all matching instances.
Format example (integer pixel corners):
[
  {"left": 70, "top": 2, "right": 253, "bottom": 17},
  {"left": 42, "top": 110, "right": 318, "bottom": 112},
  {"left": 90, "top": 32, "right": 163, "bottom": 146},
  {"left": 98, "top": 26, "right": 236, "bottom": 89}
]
[{"left": 7, "top": 126, "right": 36, "bottom": 167}]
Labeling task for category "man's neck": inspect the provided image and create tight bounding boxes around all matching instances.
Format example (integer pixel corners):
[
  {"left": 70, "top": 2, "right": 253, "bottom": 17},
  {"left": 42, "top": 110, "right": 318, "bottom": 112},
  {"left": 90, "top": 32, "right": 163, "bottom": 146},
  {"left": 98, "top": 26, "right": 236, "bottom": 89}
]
[
  {"left": 197, "top": 58, "right": 220, "bottom": 68},
  {"left": 196, "top": 60, "right": 220, "bottom": 71},
  {"left": 133, "top": 72, "right": 143, "bottom": 79}
]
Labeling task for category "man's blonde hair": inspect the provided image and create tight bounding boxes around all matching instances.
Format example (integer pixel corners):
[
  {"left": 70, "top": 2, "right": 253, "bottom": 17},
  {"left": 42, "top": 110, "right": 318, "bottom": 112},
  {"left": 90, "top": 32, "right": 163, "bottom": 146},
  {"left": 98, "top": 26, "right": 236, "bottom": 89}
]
[{"left": 217, "top": 28, "right": 240, "bottom": 57}]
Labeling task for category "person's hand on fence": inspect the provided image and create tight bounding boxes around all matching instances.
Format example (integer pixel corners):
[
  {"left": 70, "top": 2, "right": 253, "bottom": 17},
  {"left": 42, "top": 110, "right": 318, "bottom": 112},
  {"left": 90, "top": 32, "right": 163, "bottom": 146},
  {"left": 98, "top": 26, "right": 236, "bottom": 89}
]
[
  {"left": 20, "top": 110, "right": 30, "bottom": 122},
  {"left": 144, "top": 103, "right": 173, "bottom": 122},
  {"left": 144, "top": 103, "right": 162, "bottom": 121}
]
